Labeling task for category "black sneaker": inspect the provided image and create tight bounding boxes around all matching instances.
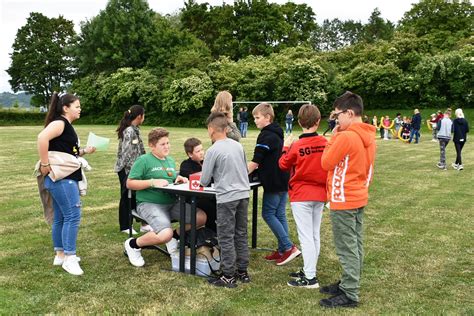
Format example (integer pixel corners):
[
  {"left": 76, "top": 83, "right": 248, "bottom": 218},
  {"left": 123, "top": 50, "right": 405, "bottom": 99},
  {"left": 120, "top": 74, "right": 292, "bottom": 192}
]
[
  {"left": 208, "top": 274, "right": 237, "bottom": 288},
  {"left": 288, "top": 268, "right": 305, "bottom": 278},
  {"left": 235, "top": 270, "right": 251, "bottom": 283},
  {"left": 319, "top": 293, "right": 358, "bottom": 308},
  {"left": 319, "top": 280, "right": 343, "bottom": 295},
  {"left": 287, "top": 276, "right": 319, "bottom": 288}
]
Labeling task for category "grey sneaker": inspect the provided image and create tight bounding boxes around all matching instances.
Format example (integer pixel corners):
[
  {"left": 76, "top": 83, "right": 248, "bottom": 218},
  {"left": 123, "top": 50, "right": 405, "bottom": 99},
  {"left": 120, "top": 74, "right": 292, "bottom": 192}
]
[{"left": 436, "top": 162, "right": 447, "bottom": 170}]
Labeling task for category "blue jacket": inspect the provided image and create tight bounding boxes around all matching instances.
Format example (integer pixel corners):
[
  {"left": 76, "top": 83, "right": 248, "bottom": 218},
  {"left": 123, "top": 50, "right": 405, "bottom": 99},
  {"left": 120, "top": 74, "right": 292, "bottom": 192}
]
[{"left": 411, "top": 113, "right": 421, "bottom": 130}]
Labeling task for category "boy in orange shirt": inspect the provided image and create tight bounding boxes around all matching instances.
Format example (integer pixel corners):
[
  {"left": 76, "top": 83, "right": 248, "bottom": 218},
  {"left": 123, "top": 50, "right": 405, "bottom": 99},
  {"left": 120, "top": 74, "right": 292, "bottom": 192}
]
[{"left": 319, "top": 92, "right": 376, "bottom": 308}]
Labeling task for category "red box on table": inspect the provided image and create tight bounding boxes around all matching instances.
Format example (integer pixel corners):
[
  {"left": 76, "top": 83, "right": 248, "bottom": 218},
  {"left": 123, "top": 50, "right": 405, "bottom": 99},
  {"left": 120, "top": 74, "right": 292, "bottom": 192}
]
[{"left": 189, "top": 172, "right": 203, "bottom": 191}]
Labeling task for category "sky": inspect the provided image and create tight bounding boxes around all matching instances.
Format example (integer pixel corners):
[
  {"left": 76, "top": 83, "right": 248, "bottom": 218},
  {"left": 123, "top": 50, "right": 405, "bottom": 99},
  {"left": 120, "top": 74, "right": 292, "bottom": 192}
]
[{"left": 0, "top": 0, "right": 417, "bottom": 93}]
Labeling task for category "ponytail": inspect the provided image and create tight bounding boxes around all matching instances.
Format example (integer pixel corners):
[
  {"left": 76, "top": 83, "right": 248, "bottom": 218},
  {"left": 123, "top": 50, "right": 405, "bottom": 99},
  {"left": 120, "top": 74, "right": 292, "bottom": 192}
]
[
  {"left": 44, "top": 92, "right": 79, "bottom": 127},
  {"left": 116, "top": 105, "right": 145, "bottom": 139}
]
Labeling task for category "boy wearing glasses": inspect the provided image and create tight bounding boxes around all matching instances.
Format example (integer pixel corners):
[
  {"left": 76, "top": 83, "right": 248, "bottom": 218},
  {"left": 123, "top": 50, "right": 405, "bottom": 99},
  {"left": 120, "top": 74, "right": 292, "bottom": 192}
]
[{"left": 319, "top": 92, "right": 377, "bottom": 308}]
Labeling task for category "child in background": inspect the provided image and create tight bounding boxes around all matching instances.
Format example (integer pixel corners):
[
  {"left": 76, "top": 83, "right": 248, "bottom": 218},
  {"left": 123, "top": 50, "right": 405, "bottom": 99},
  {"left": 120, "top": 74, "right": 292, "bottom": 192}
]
[
  {"left": 382, "top": 115, "right": 392, "bottom": 140},
  {"left": 394, "top": 113, "right": 403, "bottom": 135},
  {"left": 428, "top": 113, "right": 438, "bottom": 141},
  {"left": 279, "top": 104, "right": 328, "bottom": 288},
  {"left": 201, "top": 112, "right": 250, "bottom": 288},
  {"left": 248, "top": 102, "right": 301, "bottom": 266},
  {"left": 179, "top": 137, "right": 217, "bottom": 232}
]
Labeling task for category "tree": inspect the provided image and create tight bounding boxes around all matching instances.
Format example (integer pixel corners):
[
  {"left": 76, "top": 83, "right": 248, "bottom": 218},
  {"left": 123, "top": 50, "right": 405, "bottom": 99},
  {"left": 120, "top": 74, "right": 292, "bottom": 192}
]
[
  {"left": 398, "top": 0, "right": 473, "bottom": 49},
  {"left": 7, "top": 12, "right": 76, "bottom": 106},
  {"left": 74, "top": 0, "right": 157, "bottom": 75},
  {"left": 362, "top": 8, "right": 394, "bottom": 43}
]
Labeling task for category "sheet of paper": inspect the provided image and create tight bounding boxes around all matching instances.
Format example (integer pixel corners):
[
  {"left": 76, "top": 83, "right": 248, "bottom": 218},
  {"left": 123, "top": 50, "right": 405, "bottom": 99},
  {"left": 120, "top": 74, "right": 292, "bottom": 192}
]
[{"left": 86, "top": 132, "right": 110, "bottom": 151}]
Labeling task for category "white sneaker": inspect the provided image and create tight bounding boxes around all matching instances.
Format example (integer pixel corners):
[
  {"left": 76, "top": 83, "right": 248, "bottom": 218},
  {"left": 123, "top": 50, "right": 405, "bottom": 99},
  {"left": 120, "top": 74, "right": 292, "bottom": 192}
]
[
  {"left": 140, "top": 224, "right": 154, "bottom": 233},
  {"left": 166, "top": 238, "right": 179, "bottom": 255},
  {"left": 121, "top": 228, "right": 138, "bottom": 235},
  {"left": 54, "top": 255, "right": 80, "bottom": 266},
  {"left": 62, "top": 255, "right": 84, "bottom": 275},
  {"left": 457, "top": 164, "right": 464, "bottom": 170},
  {"left": 124, "top": 238, "right": 145, "bottom": 267},
  {"left": 451, "top": 163, "right": 459, "bottom": 170}
]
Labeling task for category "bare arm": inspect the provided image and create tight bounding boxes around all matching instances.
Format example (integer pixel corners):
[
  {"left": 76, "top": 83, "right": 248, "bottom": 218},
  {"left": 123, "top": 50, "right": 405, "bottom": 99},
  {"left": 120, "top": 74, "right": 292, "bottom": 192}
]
[{"left": 37, "top": 121, "right": 64, "bottom": 176}]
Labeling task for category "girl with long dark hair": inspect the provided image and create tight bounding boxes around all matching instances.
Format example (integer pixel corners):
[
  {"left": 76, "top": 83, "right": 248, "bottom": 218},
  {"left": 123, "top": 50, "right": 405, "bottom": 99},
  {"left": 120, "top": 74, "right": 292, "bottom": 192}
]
[
  {"left": 114, "top": 105, "right": 151, "bottom": 234},
  {"left": 37, "top": 92, "right": 96, "bottom": 275}
]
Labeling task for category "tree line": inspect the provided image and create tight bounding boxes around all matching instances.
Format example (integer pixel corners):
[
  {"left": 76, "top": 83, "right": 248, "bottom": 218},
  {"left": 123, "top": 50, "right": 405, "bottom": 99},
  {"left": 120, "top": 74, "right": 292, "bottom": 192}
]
[{"left": 7, "top": 0, "right": 473, "bottom": 125}]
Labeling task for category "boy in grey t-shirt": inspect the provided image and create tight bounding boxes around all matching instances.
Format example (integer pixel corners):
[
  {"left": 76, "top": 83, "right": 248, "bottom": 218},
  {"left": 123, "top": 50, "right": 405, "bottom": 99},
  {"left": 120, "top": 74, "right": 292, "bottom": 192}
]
[{"left": 201, "top": 112, "right": 250, "bottom": 288}]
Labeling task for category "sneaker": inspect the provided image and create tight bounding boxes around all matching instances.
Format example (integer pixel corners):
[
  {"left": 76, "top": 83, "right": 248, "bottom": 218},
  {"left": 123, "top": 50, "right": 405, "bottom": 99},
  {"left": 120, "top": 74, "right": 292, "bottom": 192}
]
[
  {"left": 166, "top": 238, "right": 179, "bottom": 255},
  {"left": 264, "top": 250, "right": 282, "bottom": 261},
  {"left": 62, "top": 255, "right": 84, "bottom": 276},
  {"left": 53, "top": 255, "right": 80, "bottom": 266},
  {"left": 208, "top": 274, "right": 237, "bottom": 288},
  {"left": 458, "top": 164, "right": 464, "bottom": 170},
  {"left": 319, "top": 280, "right": 343, "bottom": 295},
  {"left": 121, "top": 228, "right": 138, "bottom": 235},
  {"left": 436, "top": 162, "right": 447, "bottom": 170},
  {"left": 289, "top": 268, "right": 305, "bottom": 278},
  {"left": 451, "top": 163, "right": 459, "bottom": 170},
  {"left": 276, "top": 245, "right": 301, "bottom": 266},
  {"left": 235, "top": 270, "right": 251, "bottom": 283},
  {"left": 319, "top": 293, "right": 358, "bottom": 308},
  {"left": 140, "top": 224, "right": 154, "bottom": 233},
  {"left": 124, "top": 238, "right": 145, "bottom": 267},
  {"left": 287, "top": 276, "right": 319, "bottom": 288}
]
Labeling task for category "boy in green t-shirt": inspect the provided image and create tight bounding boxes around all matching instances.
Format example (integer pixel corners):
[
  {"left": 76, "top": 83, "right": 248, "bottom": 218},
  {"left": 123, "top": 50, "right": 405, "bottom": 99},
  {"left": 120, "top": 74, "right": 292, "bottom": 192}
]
[{"left": 123, "top": 128, "right": 207, "bottom": 267}]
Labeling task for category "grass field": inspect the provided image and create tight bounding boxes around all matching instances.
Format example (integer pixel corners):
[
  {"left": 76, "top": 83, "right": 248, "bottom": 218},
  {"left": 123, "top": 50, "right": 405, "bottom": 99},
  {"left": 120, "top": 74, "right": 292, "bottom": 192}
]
[{"left": 0, "top": 122, "right": 473, "bottom": 314}]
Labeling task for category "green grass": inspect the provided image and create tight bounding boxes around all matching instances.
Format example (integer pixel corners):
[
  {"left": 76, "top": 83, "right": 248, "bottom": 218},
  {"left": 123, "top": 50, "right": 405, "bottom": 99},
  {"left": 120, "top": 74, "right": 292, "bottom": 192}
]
[{"left": 0, "top": 123, "right": 473, "bottom": 314}]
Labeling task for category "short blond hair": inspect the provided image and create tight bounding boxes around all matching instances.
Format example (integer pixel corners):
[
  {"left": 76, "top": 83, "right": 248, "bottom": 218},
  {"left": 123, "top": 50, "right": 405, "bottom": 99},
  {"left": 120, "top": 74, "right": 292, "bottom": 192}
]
[
  {"left": 211, "top": 91, "right": 233, "bottom": 120},
  {"left": 252, "top": 102, "right": 274, "bottom": 122}
]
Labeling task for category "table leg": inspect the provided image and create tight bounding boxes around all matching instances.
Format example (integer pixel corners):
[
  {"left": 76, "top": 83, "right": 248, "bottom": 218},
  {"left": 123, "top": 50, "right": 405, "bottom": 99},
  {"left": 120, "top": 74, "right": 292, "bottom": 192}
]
[
  {"left": 190, "top": 197, "right": 197, "bottom": 275},
  {"left": 252, "top": 186, "right": 258, "bottom": 249},
  {"left": 179, "top": 195, "right": 186, "bottom": 273}
]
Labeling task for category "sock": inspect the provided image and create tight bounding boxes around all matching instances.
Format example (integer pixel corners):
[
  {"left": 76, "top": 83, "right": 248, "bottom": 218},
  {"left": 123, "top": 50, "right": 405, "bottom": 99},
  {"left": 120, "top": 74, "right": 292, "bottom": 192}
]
[
  {"left": 173, "top": 229, "right": 180, "bottom": 240},
  {"left": 129, "top": 238, "right": 140, "bottom": 249}
]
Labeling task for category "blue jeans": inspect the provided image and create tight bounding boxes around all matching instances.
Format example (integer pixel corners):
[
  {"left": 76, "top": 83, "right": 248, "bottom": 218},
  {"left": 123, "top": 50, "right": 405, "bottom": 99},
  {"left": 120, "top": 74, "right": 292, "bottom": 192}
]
[
  {"left": 409, "top": 128, "right": 420, "bottom": 143},
  {"left": 44, "top": 177, "right": 81, "bottom": 255},
  {"left": 240, "top": 122, "right": 248, "bottom": 137},
  {"left": 262, "top": 192, "right": 292, "bottom": 253},
  {"left": 285, "top": 122, "right": 293, "bottom": 134}
]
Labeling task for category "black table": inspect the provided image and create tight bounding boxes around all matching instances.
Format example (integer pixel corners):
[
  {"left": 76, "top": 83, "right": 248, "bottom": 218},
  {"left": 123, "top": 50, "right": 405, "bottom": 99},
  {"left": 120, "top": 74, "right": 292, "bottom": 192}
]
[{"left": 155, "top": 182, "right": 261, "bottom": 275}]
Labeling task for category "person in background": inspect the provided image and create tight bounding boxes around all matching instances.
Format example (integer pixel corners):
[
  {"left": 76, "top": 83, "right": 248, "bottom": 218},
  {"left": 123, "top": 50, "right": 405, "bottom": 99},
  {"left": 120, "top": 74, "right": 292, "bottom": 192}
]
[
  {"left": 179, "top": 137, "right": 217, "bottom": 232},
  {"left": 37, "top": 92, "right": 96, "bottom": 275},
  {"left": 124, "top": 128, "right": 207, "bottom": 266},
  {"left": 285, "top": 109, "right": 294, "bottom": 135},
  {"left": 211, "top": 91, "right": 241, "bottom": 141},
  {"left": 452, "top": 108, "right": 469, "bottom": 171},
  {"left": 201, "top": 112, "right": 250, "bottom": 288},
  {"left": 394, "top": 113, "right": 403, "bottom": 136},
  {"left": 436, "top": 110, "right": 453, "bottom": 170},
  {"left": 279, "top": 104, "right": 328, "bottom": 288},
  {"left": 409, "top": 109, "right": 421, "bottom": 144},
  {"left": 240, "top": 107, "right": 249, "bottom": 138},
  {"left": 236, "top": 107, "right": 243, "bottom": 134},
  {"left": 428, "top": 113, "right": 438, "bottom": 142},
  {"left": 114, "top": 105, "right": 152, "bottom": 235},
  {"left": 319, "top": 91, "right": 376, "bottom": 308},
  {"left": 248, "top": 102, "right": 301, "bottom": 266}
]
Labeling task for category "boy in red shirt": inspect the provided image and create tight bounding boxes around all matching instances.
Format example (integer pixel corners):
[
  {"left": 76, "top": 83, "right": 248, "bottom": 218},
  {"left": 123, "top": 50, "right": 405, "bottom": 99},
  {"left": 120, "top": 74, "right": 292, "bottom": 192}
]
[
  {"left": 279, "top": 104, "right": 328, "bottom": 288},
  {"left": 319, "top": 92, "right": 376, "bottom": 308}
]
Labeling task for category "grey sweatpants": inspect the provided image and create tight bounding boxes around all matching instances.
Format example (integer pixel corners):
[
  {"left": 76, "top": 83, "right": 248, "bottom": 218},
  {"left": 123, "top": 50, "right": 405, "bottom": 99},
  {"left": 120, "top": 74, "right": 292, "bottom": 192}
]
[{"left": 216, "top": 198, "right": 249, "bottom": 276}]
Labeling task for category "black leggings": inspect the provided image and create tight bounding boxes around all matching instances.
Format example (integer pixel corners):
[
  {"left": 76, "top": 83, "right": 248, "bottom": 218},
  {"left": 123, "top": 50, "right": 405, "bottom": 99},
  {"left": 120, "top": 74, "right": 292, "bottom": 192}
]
[{"left": 454, "top": 141, "right": 465, "bottom": 165}]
